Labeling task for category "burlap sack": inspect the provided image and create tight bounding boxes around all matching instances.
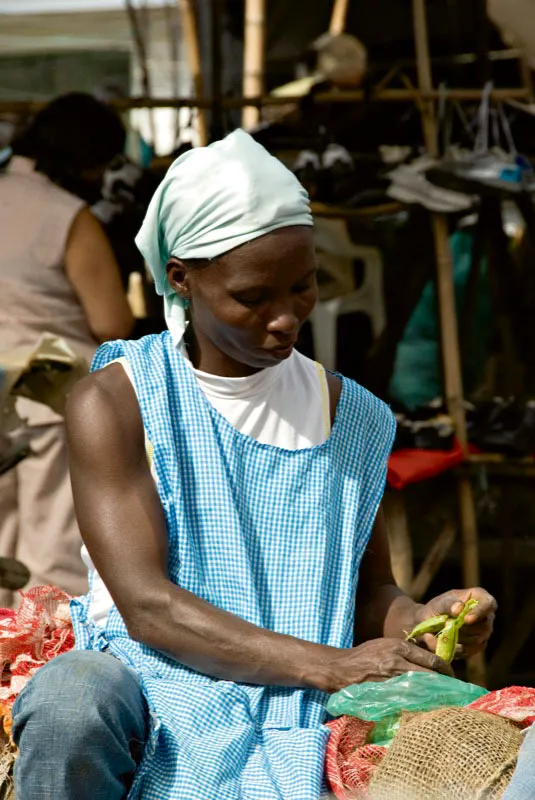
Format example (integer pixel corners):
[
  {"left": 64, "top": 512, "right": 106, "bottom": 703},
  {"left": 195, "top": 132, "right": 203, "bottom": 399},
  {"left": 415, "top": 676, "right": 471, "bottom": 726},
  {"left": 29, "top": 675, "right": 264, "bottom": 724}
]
[{"left": 368, "top": 706, "right": 522, "bottom": 800}]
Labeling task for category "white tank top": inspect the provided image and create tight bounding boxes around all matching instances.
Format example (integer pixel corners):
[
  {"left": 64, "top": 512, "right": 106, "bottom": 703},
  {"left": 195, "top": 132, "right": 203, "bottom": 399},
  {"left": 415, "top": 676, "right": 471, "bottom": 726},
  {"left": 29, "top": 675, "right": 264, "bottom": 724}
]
[{"left": 81, "top": 349, "right": 331, "bottom": 625}]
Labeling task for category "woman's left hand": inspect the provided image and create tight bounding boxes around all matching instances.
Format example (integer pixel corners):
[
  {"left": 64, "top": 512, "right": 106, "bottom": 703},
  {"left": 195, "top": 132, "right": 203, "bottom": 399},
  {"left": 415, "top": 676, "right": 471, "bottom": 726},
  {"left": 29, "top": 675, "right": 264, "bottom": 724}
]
[{"left": 412, "top": 588, "right": 497, "bottom": 659}]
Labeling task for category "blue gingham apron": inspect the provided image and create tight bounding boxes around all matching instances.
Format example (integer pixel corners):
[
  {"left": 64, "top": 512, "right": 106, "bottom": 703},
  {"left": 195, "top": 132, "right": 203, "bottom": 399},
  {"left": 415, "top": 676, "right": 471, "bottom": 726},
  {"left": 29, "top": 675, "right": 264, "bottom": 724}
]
[{"left": 71, "top": 331, "right": 395, "bottom": 799}]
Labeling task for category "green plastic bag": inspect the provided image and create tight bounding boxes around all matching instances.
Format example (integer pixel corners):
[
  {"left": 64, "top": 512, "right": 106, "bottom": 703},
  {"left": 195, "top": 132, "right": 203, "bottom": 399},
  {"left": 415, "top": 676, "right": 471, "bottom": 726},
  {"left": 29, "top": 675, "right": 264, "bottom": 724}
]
[{"left": 327, "top": 671, "right": 488, "bottom": 747}]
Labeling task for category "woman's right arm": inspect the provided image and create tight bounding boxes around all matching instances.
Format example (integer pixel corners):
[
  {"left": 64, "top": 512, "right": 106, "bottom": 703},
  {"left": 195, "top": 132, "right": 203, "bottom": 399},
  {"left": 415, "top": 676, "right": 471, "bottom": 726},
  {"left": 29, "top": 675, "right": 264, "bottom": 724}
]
[
  {"left": 65, "top": 364, "right": 449, "bottom": 692},
  {"left": 65, "top": 207, "right": 134, "bottom": 342}
]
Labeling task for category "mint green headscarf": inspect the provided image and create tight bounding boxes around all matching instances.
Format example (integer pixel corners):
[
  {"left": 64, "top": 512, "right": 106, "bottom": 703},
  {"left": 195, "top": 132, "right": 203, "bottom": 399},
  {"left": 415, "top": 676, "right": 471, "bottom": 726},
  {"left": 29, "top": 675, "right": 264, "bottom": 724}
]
[{"left": 135, "top": 129, "right": 313, "bottom": 346}]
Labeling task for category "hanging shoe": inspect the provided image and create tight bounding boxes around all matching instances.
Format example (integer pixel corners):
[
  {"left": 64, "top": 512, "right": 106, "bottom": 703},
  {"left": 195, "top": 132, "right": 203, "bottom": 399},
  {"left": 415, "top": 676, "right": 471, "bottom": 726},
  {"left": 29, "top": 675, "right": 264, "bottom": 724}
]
[
  {"left": 386, "top": 155, "right": 476, "bottom": 213},
  {"left": 293, "top": 150, "right": 322, "bottom": 200},
  {"left": 321, "top": 143, "right": 355, "bottom": 204},
  {"left": 427, "top": 152, "right": 535, "bottom": 198}
]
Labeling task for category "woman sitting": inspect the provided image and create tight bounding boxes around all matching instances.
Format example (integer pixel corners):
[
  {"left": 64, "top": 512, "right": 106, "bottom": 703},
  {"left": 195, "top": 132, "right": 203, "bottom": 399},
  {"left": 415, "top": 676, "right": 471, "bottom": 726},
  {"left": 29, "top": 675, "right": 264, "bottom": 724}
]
[{"left": 12, "top": 130, "right": 495, "bottom": 800}]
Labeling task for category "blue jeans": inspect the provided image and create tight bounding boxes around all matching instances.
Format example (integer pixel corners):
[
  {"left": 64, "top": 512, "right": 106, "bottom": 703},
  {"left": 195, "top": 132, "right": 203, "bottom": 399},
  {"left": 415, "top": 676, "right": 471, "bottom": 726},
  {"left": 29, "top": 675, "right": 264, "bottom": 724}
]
[
  {"left": 502, "top": 723, "right": 535, "bottom": 800},
  {"left": 12, "top": 650, "right": 149, "bottom": 800}
]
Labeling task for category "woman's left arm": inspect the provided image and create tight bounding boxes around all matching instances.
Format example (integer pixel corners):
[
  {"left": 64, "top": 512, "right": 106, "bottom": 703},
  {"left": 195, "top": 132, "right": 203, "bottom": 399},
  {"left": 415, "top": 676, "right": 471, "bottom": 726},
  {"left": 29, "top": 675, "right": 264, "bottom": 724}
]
[{"left": 355, "top": 506, "right": 497, "bottom": 658}]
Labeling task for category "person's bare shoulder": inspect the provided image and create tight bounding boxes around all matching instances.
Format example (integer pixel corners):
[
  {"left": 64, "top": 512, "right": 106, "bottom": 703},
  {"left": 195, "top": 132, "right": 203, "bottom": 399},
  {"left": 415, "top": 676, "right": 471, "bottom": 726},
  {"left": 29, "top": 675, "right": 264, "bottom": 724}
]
[{"left": 65, "top": 363, "right": 144, "bottom": 472}]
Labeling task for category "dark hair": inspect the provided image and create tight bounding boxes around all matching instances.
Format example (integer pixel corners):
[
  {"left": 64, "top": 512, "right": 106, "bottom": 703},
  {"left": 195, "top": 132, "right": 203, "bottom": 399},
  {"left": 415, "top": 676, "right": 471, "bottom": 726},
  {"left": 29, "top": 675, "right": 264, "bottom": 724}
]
[{"left": 12, "top": 92, "right": 126, "bottom": 188}]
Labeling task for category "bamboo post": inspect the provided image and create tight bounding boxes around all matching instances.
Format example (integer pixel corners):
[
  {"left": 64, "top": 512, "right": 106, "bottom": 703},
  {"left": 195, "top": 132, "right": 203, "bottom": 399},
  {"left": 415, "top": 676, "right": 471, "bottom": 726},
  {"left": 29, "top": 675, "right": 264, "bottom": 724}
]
[
  {"left": 210, "top": 0, "right": 224, "bottom": 140},
  {"left": 242, "top": 0, "right": 265, "bottom": 130},
  {"left": 165, "top": 1, "right": 182, "bottom": 143},
  {"left": 177, "top": 0, "right": 208, "bottom": 145},
  {"left": 329, "top": 0, "right": 350, "bottom": 36},
  {"left": 411, "top": 0, "right": 485, "bottom": 686},
  {"left": 125, "top": 0, "right": 157, "bottom": 148}
]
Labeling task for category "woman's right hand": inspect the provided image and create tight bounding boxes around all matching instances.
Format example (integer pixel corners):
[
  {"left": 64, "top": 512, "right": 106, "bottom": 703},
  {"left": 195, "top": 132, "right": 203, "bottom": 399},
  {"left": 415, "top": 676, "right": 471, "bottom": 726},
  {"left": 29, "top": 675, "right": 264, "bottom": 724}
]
[{"left": 310, "top": 637, "right": 454, "bottom": 694}]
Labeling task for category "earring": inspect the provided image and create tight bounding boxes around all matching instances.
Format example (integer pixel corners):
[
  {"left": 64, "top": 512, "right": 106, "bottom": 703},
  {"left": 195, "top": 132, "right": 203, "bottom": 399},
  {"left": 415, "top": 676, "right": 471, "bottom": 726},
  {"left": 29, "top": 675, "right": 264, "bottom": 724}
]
[{"left": 182, "top": 297, "right": 190, "bottom": 309}]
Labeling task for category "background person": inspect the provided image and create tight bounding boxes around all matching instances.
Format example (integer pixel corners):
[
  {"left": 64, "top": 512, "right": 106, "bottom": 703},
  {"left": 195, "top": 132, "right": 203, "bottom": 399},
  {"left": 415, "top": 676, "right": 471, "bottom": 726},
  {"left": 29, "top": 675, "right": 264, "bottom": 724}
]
[{"left": 0, "top": 93, "right": 134, "bottom": 606}]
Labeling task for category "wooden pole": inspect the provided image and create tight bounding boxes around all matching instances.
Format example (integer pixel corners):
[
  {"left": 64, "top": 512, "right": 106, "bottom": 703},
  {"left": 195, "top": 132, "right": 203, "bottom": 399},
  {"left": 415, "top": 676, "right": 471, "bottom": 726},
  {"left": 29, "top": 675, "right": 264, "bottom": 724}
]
[
  {"left": 125, "top": 0, "right": 157, "bottom": 148},
  {"left": 242, "top": 0, "right": 265, "bottom": 129},
  {"left": 329, "top": 0, "right": 350, "bottom": 36},
  {"left": 164, "top": 1, "right": 182, "bottom": 143},
  {"left": 412, "top": 0, "right": 438, "bottom": 157},
  {"left": 177, "top": 0, "right": 208, "bottom": 145},
  {"left": 411, "top": 0, "right": 485, "bottom": 686},
  {"left": 210, "top": 0, "right": 224, "bottom": 140}
]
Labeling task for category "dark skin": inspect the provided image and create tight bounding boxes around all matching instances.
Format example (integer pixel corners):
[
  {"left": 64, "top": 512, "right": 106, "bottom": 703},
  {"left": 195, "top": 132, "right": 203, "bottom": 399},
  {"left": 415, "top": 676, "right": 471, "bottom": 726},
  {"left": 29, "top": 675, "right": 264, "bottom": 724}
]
[{"left": 66, "top": 226, "right": 496, "bottom": 693}]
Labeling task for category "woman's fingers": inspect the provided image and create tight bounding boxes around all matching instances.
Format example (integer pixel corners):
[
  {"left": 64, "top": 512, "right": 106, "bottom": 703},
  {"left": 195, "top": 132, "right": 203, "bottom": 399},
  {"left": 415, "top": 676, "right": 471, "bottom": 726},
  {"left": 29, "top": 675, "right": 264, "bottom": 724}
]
[{"left": 401, "top": 641, "right": 454, "bottom": 677}]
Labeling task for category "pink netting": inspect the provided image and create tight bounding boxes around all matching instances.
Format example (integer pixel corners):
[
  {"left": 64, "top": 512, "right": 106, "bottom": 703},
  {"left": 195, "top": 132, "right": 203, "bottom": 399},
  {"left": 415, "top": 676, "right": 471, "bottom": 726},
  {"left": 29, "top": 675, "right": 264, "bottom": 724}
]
[
  {"left": 0, "top": 586, "right": 74, "bottom": 724},
  {"left": 325, "top": 685, "right": 535, "bottom": 799}
]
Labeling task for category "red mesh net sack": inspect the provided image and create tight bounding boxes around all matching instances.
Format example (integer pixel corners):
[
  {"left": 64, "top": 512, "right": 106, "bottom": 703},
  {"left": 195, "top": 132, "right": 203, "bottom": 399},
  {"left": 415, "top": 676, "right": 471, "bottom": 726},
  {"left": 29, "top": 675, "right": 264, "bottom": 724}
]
[
  {"left": 325, "top": 716, "right": 387, "bottom": 799},
  {"left": 0, "top": 586, "right": 74, "bottom": 722},
  {"left": 468, "top": 686, "right": 535, "bottom": 727},
  {"left": 367, "top": 706, "right": 523, "bottom": 800}
]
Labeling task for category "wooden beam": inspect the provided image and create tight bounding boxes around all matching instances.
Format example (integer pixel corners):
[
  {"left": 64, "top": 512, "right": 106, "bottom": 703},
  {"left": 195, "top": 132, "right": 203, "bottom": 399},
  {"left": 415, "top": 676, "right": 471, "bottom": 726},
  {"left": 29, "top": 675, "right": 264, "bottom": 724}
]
[{"left": 0, "top": 88, "right": 529, "bottom": 116}]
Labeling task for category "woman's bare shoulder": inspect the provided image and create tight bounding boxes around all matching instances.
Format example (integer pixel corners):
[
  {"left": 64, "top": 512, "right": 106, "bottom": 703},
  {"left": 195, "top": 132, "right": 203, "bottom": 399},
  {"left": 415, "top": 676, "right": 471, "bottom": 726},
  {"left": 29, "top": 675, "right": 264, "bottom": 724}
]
[{"left": 65, "top": 363, "right": 144, "bottom": 465}]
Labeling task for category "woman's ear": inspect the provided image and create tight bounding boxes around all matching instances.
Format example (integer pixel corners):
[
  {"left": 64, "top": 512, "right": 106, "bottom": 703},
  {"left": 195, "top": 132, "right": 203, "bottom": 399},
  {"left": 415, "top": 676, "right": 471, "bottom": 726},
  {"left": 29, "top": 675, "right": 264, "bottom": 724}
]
[{"left": 166, "top": 258, "right": 190, "bottom": 300}]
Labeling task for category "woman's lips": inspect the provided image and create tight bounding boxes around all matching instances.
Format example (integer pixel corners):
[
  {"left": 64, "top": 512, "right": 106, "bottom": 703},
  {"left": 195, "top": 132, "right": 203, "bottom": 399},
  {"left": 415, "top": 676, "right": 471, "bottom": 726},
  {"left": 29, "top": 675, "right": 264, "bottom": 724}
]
[{"left": 267, "top": 341, "right": 296, "bottom": 358}]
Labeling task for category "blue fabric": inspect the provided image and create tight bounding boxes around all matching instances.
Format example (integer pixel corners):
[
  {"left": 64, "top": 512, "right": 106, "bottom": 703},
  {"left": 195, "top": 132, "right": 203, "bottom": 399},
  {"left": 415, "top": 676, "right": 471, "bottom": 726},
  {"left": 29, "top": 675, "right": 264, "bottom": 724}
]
[
  {"left": 71, "top": 331, "right": 395, "bottom": 800},
  {"left": 389, "top": 229, "right": 492, "bottom": 410},
  {"left": 502, "top": 724, "right": 535, "bottom": 800},
  {"left": 12, "top": 651, "right": 148, "bottom": 800}
]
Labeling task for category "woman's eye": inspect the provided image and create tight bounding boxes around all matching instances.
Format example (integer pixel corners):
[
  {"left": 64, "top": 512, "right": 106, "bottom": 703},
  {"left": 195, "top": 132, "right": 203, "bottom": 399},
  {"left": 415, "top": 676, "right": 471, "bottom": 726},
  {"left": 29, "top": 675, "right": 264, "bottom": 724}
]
[
  {"left": 234, "top": 294, "right": 265, "bottom": 307},
  {"left": 293, "top": 281, "right": 314, "bottom": 294}
]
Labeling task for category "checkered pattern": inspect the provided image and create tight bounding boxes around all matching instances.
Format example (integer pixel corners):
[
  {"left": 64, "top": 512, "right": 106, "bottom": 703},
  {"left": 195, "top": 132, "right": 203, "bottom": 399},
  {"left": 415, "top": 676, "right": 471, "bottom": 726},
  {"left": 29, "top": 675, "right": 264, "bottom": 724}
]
[{"left": 71, "top": 332, "right": 395, "bottom": 800}]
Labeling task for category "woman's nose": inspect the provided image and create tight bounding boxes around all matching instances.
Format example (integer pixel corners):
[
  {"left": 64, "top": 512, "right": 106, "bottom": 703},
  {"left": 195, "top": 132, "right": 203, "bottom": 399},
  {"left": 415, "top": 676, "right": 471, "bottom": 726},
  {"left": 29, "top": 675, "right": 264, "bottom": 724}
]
[{"left": 266, "top": 305, "right": 299, "bottom": 334}]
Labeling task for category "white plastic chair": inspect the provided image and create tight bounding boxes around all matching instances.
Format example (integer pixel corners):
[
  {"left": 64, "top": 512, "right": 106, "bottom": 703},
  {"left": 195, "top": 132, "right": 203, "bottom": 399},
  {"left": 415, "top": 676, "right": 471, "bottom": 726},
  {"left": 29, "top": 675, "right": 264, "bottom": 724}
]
[{"left": 310, "top": 243, "right": 385, "bottom": 371}]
